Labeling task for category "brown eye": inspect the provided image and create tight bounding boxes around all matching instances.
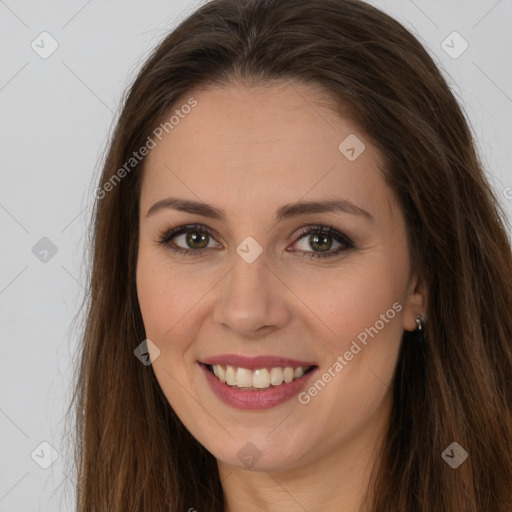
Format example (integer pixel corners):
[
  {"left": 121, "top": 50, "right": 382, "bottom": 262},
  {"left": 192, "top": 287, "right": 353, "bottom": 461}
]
[
  {"left": 181, "top": 231, "right": 211, "bottom": 250},
  {"left": 292, "top": 225, "right": 354, "bottom": 259},
  {"left": 158, "top": 224, "right": 221, "bottom": 256}
]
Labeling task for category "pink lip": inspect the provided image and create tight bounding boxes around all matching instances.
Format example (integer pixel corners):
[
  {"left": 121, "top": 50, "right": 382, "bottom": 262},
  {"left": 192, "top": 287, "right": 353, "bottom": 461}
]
[
  {"left": 200, "top": 354, "right": 316, "bottom": 370},
  {"left": 199, "top": 362, "right": 319, "bottom": 410}
]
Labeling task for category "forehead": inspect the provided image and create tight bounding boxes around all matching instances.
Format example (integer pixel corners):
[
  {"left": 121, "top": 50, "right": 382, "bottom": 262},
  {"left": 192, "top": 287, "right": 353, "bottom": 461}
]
[{"left": 140, "top": 81, "right": 392, "bottom": 221}]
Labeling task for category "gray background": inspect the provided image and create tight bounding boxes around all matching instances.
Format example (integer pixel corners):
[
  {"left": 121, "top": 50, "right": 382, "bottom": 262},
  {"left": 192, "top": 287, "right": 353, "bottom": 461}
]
[{"left": 0, "top": 0, "right": 510, "bottom": 510}]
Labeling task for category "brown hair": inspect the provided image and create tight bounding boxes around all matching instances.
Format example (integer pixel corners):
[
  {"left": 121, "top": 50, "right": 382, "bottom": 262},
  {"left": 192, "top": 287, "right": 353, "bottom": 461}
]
[{"left": 67, "top": 0, "right": 512, "bottom": 510}]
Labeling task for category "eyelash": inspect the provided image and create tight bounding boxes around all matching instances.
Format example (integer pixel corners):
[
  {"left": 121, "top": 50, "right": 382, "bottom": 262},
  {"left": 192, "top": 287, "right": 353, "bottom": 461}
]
[
  {"left": 156, "top": 223, "right": 355, "bottom": 260},
  {"left": 157, "top": 224, "right": 355, "bottom": 259}
]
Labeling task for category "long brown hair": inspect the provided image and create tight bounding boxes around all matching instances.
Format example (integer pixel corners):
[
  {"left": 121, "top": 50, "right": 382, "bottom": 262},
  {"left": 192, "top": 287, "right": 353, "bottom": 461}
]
[{"left": 67, "top": 0, "right": 512, "bottom": 510}]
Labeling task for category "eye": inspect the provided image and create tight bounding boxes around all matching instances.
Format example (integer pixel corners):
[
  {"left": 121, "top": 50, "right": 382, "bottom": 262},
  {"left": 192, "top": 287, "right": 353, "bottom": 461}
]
[
  {"left": 291, "top": 225, "right": 354, "bottom": 259},
  {"left": 157, "top": 223, "right": 221, "bottom": 257},
  {"left": 157, "top": 223, "right": 355, "bottom": 260}
]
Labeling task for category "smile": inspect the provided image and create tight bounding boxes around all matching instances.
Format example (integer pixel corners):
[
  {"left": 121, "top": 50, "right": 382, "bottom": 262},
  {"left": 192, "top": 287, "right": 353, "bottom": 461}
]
[
  {"left": 207, "top": 364, "right": 316, "bottom": 390},
  {"left": 199, "top": 362, "right": 319, "bottom": 410}
]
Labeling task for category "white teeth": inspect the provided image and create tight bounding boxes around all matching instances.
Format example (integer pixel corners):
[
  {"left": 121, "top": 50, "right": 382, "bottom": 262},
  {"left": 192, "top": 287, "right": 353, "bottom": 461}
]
[
  {"left": 225, "top": 365, "right": 237, "bottom": 385},
  {"left": 283, "top": 367, "right": 294, "bottom": 383},
  {"left": 253, "top": 369, "right": 270, "bottom": 389},
  {"left": 269, "top": 367, "right": 284, "bottom": 386},
  {"left": 235, "top": 367, "right": 253, "bottom": 388},
  {"left": 294, "top": 367, "right": 305, "bottom": 378},
  {"left": 210, "top": 364, "right": 312, "bottom": 389}
]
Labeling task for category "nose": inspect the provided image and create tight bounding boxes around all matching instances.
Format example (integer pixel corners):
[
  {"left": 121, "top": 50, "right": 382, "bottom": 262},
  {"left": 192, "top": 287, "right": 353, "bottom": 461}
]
[{"left": 212, "top": 249, "right": 291, "bottom": 339}]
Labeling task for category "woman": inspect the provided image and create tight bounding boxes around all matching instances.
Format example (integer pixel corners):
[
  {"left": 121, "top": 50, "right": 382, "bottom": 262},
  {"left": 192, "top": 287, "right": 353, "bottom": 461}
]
[{"left": 68, "top": 0, "right": 512, "bottom": 510}]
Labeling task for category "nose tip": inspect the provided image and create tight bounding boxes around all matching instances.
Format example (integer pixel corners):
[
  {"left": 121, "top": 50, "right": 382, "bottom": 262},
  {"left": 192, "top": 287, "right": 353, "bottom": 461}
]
[
  {"left": 222, "top": 320, "right": 277, "bottom": 340},
  {"left": 212, "top": 255, "right": 290, "bottom": 338}
]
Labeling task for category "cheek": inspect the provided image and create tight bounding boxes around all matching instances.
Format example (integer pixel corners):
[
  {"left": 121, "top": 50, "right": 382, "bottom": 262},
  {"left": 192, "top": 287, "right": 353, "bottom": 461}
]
[
  {"left": 136, "top": 248, "right": 187, "bottom": 342},
  {"left": 136, "top": 254, "right": 167, "bottom": 336},
  {"left": 288, "top": 256, "right": 406, "bottom": 411},
  {"left": 293, "top": 262, "right": 404, "bottom": 349},
  {"left": 136, "top": 251, "right": 200, "bottom": 406},
  {"left": 136, "top": 247, "right": 219, "bottom": 353},
  {"left": 291, "top": 266, "right": 404, "bottom": 436}
]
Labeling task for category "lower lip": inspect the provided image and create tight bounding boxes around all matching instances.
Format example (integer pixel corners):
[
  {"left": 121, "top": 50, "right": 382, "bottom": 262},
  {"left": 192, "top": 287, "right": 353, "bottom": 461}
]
[{"left": 199, "top": 363, "right": 318, "bottom": 410}]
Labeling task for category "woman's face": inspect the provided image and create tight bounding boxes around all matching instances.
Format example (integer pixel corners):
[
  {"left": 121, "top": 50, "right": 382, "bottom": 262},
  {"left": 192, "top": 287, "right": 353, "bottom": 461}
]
[{"left": 136, "top": 80, "right": 425, "bottom": 472}]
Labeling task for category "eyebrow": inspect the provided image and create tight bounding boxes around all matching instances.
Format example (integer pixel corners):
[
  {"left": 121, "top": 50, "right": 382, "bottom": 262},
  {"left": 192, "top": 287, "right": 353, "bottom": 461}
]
[{"left": 146, "top": 197, "right": 373, "bottom": 222}]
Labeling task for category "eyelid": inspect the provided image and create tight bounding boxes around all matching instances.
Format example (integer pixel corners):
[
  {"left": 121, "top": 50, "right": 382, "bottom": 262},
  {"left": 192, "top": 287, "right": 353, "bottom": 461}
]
[
  {"left": 156, "top": 223, "right": 221, "bottom": 258},
  {"left": 293, "top": 225, "right": 354, "bottom": 247},
  {"left": 158, "top": 223, "right": 220, "bottom": 245}
]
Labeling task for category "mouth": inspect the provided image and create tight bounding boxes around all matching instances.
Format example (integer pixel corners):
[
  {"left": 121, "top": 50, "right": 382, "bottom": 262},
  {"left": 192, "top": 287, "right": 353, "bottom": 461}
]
[{"left": 202, "top": 363, "right": 317, "bottom": 391}]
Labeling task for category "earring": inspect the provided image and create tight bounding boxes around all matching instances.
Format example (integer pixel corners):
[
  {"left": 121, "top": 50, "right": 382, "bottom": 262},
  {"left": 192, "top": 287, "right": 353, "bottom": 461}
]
[{"left": 415, "top": 314, "right": 426, "bottom": 332}]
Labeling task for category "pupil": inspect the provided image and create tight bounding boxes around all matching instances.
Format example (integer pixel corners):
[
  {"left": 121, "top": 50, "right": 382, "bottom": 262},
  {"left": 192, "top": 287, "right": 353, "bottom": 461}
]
[
  {"left": 183, "top": 232, "right": 333, "bottom": 252},
  {"left": 186, "top": 232, "right": 208, "bottom": 249},
  {"left": 311, "top": 234, "right": 331, "bottom": 252}
]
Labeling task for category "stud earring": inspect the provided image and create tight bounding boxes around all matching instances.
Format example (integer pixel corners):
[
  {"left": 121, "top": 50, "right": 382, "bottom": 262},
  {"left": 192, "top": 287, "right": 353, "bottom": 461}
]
[{"left": 415, "top": 314, "right": 426, "bottom": 332}]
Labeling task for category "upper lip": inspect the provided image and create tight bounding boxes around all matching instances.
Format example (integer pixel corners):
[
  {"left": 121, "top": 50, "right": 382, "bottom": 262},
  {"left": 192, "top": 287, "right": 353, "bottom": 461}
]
[{"left": 200, "top": 354, "right": 317, "bottom": 370}]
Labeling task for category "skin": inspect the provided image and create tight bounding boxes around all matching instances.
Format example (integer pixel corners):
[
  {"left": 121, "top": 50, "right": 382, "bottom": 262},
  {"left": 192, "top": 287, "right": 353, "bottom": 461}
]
[{"left": 136, "top": 80, "right": 427, "bottom": 512}]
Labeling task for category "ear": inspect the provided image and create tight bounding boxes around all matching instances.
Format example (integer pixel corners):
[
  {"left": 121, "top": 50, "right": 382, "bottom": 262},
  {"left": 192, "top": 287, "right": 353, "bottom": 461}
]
[{"left": 402, "top": 272, "right": 427, "bottom": 332}]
